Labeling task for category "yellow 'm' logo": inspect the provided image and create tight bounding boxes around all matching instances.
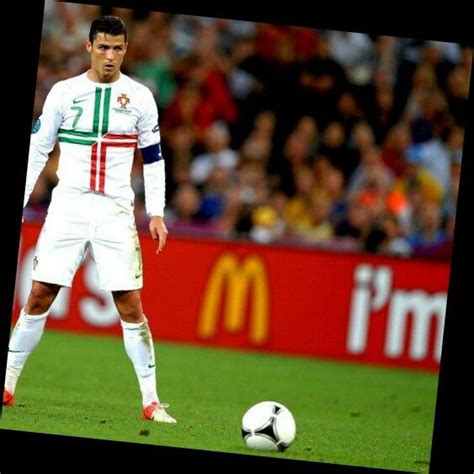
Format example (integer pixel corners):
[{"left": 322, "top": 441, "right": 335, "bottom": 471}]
[{"left": 197, "top": 253, "right": 269, "bottom": 344}]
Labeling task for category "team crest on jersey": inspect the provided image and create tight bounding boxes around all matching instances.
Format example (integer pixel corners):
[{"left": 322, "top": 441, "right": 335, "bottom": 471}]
[
  {"left": 32, "top": 118, "right": 41, "bottom": 134},
  {"left": 113, "top": 93, "right": 132, "bottom": 114},
  {"left": 117, "top": 93, "right": 130, "bottom": 109}
]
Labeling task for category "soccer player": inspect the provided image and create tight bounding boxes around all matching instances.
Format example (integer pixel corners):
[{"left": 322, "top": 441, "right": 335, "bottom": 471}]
[{"left": 3, "top": 15, "right": 176, "bottom": 424}]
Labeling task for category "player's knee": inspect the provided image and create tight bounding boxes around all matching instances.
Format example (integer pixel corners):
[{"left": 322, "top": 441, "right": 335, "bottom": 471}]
[
  {"left": 119, "top": 302, "right": 143, "bottom": 323},
  {"left": 113, "top": 290, "right": 143, "bottom": 322},
  {"left": 27, "top": 283, "right": 58, "bottom": 314},
  {"left": 27, "top": 294, "right": 52, "bottom": 314},
  {"left": 118, "top": 304, "right": 143, "bottom": 323},
  {"left": 124, "top": 313, "right": 143, "bottom": 323}
]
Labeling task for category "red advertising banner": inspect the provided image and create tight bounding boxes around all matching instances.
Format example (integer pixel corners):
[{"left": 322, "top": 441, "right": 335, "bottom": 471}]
[{"left": 12, "top": 223, "right": 450, "bottom": 372}]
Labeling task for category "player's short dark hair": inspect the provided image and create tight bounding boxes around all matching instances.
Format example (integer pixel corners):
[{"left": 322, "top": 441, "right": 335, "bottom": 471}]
[{"left": 89, "top": 15, "right": 128, "bottom": 43}]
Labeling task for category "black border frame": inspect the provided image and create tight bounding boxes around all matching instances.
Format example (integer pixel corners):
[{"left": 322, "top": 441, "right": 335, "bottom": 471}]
[{"left": 1, "top": 1, "right": 472, "bottom": 472}]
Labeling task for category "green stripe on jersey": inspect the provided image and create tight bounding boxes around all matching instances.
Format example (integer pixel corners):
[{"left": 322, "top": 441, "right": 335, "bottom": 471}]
[
  {"left": 101, "top": 88, "right": 111, "bottom": 135},
  {"left": 93, "top": 87, "right": 102, "bottom": 134},
  {"left": 58, "top": 137, "right": 96, "bottom": 146},
  {"left": 58, "top": 86, "right": 112, "bottom": 142}
]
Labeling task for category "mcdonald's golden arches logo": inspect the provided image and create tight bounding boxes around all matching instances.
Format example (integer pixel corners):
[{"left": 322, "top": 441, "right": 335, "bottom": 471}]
[{"left": 197, "top": 253, "right": 269, "bottom": 344}]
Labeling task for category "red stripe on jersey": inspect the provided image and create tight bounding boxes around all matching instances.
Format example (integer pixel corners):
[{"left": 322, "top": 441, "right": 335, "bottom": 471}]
[
  {"left": 99, "top": 141, "right": 137, "bottom": 193},
  {"left": 90, "top": 142, "right": 99, "bottom": 190},
  {"left": 99, "top": 144, "right": 106, "bottom": 193},
  {"left": 102, "top": 133, "right": 138, "bottom": 140}
]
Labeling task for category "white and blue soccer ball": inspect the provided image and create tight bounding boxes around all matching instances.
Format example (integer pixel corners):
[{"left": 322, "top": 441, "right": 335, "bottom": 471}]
[{"left": 241, "top": 401, "right": 296, "bottom": 451}]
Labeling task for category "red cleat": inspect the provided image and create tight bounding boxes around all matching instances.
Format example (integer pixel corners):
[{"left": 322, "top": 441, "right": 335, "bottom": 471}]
[
  {"left": 142, "top": 401, "right": 176, "bottom": 423},
  {"left": 3, "top": 389, "right": 15, "bottom": 406}
]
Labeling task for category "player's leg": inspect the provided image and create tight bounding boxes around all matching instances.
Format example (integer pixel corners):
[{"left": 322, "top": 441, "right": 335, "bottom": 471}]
[
  {"left": 112, "top": 289, "right": 176, "bottom": 424},
  {"left": 4, "top": 196, "right": 89, "bottom": 406},
  {"left": 3, "top": 281, "right": 61, "bottom": 406},
  {"left": 112, "top": 290, "right": 157, "bottom": 406},
  {"left": 91, "top": 199, "right": 175, "bottom": 422}
]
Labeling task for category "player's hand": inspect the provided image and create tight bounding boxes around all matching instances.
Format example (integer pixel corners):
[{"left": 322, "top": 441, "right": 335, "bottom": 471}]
[{"left": 149, "top": 216, "right": 168, "bottom": 254}]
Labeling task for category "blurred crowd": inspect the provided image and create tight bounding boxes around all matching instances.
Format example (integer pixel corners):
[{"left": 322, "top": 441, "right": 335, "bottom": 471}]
[{"left": 28, "top": 1, "right": 472, "bottom": 260}]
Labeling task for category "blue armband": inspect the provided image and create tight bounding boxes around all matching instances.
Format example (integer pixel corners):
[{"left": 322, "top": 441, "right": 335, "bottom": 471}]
[{"left": 142, "top": 143, "right": 163, "bottom": 164}]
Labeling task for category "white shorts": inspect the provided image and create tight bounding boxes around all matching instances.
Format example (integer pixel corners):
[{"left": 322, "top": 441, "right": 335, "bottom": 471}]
[{"left": 32, "top": 192, "right": 143, "bottom": 291}]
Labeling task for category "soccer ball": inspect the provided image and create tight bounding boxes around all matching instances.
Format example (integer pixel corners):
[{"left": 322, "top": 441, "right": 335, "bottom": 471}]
[{"left": 241, "top": 401, "right": 296, "bottom": 451}]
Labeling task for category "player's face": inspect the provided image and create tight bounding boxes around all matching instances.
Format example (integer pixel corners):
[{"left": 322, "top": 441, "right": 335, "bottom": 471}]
[{"left": 86, "top": 33, "right": 127, "bottom": 83}]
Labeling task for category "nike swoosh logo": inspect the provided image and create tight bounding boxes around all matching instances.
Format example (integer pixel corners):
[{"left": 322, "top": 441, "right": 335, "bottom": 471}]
[
  {"left": 148, "top": 363, "right": 156, "bottom": 368},
  {"left": 135, "top": 273, "right": 142, "bottom": 279},
  {"left": 73, "top": 98, "right": 87, "bottom": 104}
]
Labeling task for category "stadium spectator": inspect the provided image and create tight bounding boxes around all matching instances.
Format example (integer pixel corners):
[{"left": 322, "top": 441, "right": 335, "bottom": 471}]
[
  {"left": 190, "top": 121, "right": 239, "bottom": 185},
  {"left": 407, "top": 200, "right": 448, "bottom": 258}
]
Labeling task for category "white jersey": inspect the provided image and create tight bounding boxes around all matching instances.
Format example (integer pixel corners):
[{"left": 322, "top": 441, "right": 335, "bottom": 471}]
[{"left": 28, "top": 71, "right": 163, "bottom": 213}]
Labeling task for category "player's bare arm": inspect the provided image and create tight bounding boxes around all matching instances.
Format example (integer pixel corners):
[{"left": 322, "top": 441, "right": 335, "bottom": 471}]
[{"left": 149, "top": 215, "right": 168, "bottom": 253}]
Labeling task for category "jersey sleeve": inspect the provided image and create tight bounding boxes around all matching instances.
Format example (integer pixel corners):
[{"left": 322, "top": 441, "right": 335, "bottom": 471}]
[
  {"left": 137, "top": 86, "right": 166, "bottom": 217},
  {"left": 136, "top": 87, "right": 161, "bottom": 149},
  {"left": 25, "top": 82, "right": 64, "bottom": 207}
]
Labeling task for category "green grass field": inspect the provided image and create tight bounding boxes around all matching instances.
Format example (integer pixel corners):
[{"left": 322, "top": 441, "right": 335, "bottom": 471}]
[{"left": 0, "top": 330, "right": 438, "bottom": 472}]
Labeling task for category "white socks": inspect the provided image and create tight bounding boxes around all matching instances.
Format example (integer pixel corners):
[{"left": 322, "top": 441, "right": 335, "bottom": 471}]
[
  {"left": 6, "top": 310, "right": 160, "bottom": 409},
  {"left": 120, "top": 317, "right": 159, "bottom": 407},
  {"left": 5, "top": 308, "right": 49, "bottom": 393}
]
